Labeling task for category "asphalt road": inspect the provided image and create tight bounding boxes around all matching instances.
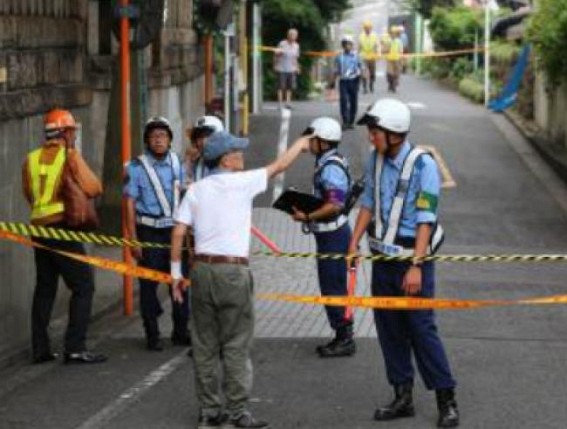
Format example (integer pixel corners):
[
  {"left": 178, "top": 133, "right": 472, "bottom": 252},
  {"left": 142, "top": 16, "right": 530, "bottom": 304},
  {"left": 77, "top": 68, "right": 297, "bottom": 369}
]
[{"left": 3, "top": 72, "right": 567, "bottom": 429}]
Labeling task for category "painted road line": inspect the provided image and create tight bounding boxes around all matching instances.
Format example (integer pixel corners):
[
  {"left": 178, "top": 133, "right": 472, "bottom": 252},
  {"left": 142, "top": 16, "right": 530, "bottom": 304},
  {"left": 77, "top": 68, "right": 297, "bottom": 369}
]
[
  {"left": 273, "top": 107, "right": 292, "bottom": 202},
  {"left": 75, "top": 352, "right": 187, "bottom": 429},
  {"left": 407, "top": 101, "right": 427, "bottom": 109},
  {"left": 420, "top": 145, "right": 457, "bottom": 188}
]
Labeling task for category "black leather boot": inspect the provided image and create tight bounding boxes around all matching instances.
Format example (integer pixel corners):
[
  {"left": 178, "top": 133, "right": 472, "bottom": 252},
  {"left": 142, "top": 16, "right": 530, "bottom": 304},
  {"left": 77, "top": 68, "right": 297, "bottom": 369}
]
[
  {"left": 436, "top": 388, "right": 459, "bottom": 428},
  {"left": 374, "top": 383, "right": 415, "bottom": 421},
  {"left": 317, "top": 325, "right": 356, "bottom": 358}
]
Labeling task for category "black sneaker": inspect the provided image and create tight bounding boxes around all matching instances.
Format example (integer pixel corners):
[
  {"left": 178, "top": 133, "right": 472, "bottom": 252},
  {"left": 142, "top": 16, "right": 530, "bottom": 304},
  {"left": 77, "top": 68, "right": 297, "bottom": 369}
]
[
  {"left": 224, "top": 411, "right": 269, "bottom": 428},
  {"left": 64, "top": 351, "right": 107, "bottom": 364},
  {"left": 315, "top": 338, "right": 338, "bottom": 354},
  {"left": 318, "top": 338, "right": 356, "bottom": 358},
  {"left": 197, "top": 412, "right": 225, "bottom": 428},
  {"left": 33, "top": 352, "right": 59, "bottom": 364},
  {"left": 147, "top": 338, "right": 164, "bottom": 352}
]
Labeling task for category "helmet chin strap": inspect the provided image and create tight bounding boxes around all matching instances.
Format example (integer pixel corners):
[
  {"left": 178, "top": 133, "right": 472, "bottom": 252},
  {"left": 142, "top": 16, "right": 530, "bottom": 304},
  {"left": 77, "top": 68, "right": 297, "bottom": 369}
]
[{"left": 146, "top": 142, "right": 170, "bottom": 159}]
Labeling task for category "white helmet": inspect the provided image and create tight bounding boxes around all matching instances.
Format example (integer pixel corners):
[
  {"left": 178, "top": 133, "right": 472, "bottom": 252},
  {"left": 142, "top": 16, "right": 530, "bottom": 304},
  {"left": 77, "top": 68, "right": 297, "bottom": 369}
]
[
  {"left": 356, "top": 98, "right": 411, "bottom": 134},
  {"left": 341, "top": 34, "right": 354, "bottom": 44},
  {"left": 303, "top": 117, "right": 342, "bottom": 143},
  {"left": 194, "top": 115, "right": 224, "bottom": 133}
]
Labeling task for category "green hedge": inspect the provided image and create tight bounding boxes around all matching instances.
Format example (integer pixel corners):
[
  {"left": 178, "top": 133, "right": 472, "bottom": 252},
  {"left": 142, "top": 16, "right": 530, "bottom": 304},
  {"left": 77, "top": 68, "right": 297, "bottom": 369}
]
[{"left": 527, "top": 0, "right": 567, "bottom": 86}]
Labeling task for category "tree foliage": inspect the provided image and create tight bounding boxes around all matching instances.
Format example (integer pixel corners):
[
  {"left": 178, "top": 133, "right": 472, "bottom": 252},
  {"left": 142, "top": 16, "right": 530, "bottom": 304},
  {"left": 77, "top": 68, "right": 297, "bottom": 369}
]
[
  {"left": 404, "top": 0, "right": 459, "bottom": 19},
  {"left": 260, "top": 0, "right": 351, "bottom": 99},
  {"left": 428, "top": 6, "right": 482, "bottom": 51},
  {"left": 527, "top": 0, "right": 567, "bottom": 86}
]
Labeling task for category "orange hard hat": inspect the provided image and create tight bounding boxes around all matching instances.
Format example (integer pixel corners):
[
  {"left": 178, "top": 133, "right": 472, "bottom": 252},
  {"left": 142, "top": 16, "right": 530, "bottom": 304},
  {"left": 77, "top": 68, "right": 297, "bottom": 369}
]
[{"left": 44, "top": 109, "right": 77, "bottom": 131}]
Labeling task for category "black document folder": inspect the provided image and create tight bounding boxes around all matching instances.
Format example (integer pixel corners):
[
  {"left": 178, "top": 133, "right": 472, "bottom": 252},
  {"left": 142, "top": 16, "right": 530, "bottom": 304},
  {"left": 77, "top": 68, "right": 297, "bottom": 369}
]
[{"left": 272, "top": 189, "right": 324, "bottom": 215}]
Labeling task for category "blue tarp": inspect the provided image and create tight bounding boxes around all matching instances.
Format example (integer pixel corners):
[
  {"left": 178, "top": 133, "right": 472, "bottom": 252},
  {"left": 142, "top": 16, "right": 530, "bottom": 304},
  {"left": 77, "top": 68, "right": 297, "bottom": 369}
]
[{"left": 488, "top": 44, "right": 531, "bottom": 112}]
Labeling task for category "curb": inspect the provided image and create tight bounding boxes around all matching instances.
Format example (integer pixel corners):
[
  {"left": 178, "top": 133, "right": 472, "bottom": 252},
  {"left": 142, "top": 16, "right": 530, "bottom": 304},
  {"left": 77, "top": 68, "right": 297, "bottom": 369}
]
[{"left": 503, "top": 109, "right": 567, "bottom": 184}]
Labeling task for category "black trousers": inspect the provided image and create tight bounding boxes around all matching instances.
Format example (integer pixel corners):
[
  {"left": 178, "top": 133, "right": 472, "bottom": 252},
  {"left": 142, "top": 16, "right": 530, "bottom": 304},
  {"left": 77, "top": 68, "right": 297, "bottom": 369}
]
[
  {"left": 136, "top": 225, "right": 189, "bottom": 339},
  {"left": 339, "top": 78, "right": 360, "bottom": 126},
  {"left": 32, "top": 238, "right": 95, "bottom": 356}
]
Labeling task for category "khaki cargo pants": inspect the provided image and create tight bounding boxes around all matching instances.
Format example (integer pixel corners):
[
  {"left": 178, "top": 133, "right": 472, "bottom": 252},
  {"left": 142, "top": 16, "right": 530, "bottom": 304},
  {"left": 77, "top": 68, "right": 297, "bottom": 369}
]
[{"left": 190, "top": 261, "right": 254, "bottom": 417}]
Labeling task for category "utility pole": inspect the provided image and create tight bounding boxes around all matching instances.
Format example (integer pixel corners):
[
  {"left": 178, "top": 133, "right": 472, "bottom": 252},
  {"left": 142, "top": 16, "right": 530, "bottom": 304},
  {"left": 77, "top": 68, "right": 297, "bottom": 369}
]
[{"left": 119, "top": 0, "right": 133, "bottom": 315}]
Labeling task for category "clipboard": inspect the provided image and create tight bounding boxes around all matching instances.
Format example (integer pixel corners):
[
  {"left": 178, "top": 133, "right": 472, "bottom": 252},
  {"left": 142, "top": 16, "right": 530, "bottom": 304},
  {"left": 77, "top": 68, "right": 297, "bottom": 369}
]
[{"left": 272, "top": 189, "right": 324, "bottom": 215}]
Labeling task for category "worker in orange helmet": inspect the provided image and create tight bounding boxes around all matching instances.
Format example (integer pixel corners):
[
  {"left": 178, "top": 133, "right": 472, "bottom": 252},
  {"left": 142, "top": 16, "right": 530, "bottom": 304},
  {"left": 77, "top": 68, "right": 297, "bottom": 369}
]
[{"left": 22, "top": 108, "right": 107, "bottom": 365}]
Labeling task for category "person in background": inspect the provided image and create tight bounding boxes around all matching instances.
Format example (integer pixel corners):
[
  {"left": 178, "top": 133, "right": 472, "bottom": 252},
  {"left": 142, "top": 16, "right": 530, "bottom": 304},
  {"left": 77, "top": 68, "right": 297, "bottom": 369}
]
[
  {"left": 399, "top": 21, "right": 410, "bottom": 74},
  {"left": 358, "top": 20, "right": 379, "bottom": 94},
  {"left": 331, "top": 35, "right": 362, "bottom": 130},
  {"left": 385, "top": 26, "right": 404, "bottom": 93},
  {"left": 274, "top": 28, "right": 300, "bottom": 109}
]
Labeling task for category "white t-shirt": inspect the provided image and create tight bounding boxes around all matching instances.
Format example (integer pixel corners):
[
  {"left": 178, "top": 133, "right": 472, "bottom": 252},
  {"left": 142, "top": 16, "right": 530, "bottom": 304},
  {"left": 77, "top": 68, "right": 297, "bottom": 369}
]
[{"left": 174, "top": 168, "right": 268, "bottom": 258}]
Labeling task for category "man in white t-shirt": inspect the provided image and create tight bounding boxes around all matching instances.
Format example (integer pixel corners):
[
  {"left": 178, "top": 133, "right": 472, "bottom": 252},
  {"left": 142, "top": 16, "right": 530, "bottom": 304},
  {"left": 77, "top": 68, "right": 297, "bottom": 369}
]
[{"left": 170, "top": 131, "right": 309, "bottom": 429}]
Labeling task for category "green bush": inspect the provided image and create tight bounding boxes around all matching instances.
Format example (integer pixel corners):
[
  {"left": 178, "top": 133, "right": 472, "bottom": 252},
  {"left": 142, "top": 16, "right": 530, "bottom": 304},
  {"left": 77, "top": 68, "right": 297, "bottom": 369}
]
[
  {"left": 458, "top": 76, "right": 484, "bottom": 103},
  {"left": 527, "top": 0, "right": 567, "bottom": 86},
  {"left": 490, "top": 40, "right": 521, "bottom": 65},
  {"left": 450, "top": 57, "right": 474, "bottom": 82}
]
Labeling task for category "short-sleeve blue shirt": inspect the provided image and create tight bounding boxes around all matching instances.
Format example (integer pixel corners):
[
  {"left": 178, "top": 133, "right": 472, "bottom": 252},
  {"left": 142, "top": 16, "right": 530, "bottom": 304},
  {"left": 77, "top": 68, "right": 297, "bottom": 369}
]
[
  {"left": 123, "top": 151, "right": 187, "bottom": 217},
  {"left": 335, "top": 51, "right": 362, "bottom": 80},
  {"left": 314, "top": 150, "right": 350, "bottom": 207},
  {"left": 359, "top": 141, "right": 441, "bottom": 238}
]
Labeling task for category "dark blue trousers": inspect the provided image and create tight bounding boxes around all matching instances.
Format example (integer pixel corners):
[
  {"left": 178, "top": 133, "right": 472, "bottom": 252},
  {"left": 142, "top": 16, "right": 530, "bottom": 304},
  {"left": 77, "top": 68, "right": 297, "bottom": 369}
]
[
  {"left": 339, "top": 78, "right": 359, "bottom": 125},
  {"left": 137, "top": 225, "right": 189, "bottom": 338},
  {"left": 371, "top": 261, "right": 456, "bottom": 390},
  {"left": 314, "top": 223, "right": 352, "bottom": 330}
]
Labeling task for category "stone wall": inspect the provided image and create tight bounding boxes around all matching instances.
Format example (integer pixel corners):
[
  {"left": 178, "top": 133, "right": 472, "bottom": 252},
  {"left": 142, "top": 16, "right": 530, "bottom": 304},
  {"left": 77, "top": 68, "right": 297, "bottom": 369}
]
[{"left": 0, "top": 0, "right": 205, "bottom": 362}]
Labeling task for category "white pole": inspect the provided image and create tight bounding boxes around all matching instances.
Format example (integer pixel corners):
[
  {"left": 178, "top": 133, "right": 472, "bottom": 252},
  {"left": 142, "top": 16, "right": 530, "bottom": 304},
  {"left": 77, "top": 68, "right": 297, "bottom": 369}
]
[
  {"left": 474, "top": 29, "right": 478, "bottom": 72},
  {"left": 252, "top": 3, "right": 261, "bottom": 113},
  {"left": 224, "top": 30, "right": 231, "bottom": 131},
  {"left": 484, "top": 0, "right": 490, "bottom": 106}
]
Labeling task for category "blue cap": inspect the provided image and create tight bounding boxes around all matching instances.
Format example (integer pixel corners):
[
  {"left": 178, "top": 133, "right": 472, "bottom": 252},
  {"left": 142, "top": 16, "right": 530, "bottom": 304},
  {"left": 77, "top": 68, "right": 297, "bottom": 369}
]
[{"left": 203, "top": 131, "right": 250, "bottom": 161}]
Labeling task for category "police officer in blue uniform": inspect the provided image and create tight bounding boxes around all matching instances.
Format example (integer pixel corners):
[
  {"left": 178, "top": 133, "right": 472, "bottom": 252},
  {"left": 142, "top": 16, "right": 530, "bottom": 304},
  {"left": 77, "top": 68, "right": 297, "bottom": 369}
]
[
  {"left": 331, "top": 35, "right": 362, "bottom": 130},
  {"left": 124, "top": 117, "right": 190, "bottom": 351},
  {"left": 349, "top": 99, "right": 459, "bottom": 427},
  {"left": 185, "top": 115, "right": 224, "bottom": 183},
  {"left": 290, "top": 117, "right": 356, "bottom": 358}
]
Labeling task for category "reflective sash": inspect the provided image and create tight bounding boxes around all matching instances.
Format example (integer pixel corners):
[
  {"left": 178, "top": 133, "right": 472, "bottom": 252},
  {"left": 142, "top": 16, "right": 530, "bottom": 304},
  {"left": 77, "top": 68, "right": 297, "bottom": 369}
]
[
  {"left": 193, "top": 158, "right": 206, "bottom": 182},
  {"left": 311, "top": 153, "right": 351, "bottom": 233},
  {"left": 29, "top": 147, "right": 66, "bottom": 220},
  {"left": 138, "top": 152, "right": 181, "bottom": 222},
  {"left": 370, "top": 147, "right": 444, "bottom": 256}
]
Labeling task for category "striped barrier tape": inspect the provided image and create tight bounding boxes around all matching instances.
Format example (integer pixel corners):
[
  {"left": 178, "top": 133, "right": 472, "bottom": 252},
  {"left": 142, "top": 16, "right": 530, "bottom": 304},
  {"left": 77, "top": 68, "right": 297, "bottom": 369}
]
[
  {"left": 0, "top": 230, "right": 186, "bottom": 286},
  {"left": 259, "top": 46, "right": 485, "bottom": 60},
  {"left": 3, "top": 228, "right": 567, "bottom": 310},
  {"left": 258, "top": 293, "right": 567, "bottom": 310},
  {"left": 2, "top": 222, "right": 567, "bottom": 263}
]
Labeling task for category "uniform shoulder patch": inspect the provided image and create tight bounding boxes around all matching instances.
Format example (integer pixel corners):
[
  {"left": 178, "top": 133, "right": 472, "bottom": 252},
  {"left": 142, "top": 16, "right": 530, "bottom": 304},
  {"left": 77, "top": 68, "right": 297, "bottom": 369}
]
[{"left": 416, "top": 191, "right": 438, "bottom": 213}]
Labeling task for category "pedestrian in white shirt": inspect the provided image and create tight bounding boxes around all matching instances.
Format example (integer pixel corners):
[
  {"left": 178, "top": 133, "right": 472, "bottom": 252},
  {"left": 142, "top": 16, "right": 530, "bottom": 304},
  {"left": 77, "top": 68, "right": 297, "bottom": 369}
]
[{"left": 170, "top": 131, "right": 310, "bottom": 429}]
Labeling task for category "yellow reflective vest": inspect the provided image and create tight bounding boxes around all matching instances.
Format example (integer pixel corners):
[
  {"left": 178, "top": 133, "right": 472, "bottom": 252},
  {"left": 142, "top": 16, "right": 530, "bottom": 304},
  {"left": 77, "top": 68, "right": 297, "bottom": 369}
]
[
  {"left": 28, "top": 146, "right": 66, "bottom": 221},
  {"left": 387, "top": 38, "right": 403, "bottom": 61},
  {"left": 359, "top": 32, "right": 378, "bottom": 60}
]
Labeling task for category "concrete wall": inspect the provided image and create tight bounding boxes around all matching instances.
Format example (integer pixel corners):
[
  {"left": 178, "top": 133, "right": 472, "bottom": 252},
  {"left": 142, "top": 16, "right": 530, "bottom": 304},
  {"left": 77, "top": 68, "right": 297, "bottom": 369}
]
[
  {"left": 0, "top": 0, "right": 205, "bottom": 360},
  {"left": 534, "top": 72, "right": 567, "bottom": 151}
]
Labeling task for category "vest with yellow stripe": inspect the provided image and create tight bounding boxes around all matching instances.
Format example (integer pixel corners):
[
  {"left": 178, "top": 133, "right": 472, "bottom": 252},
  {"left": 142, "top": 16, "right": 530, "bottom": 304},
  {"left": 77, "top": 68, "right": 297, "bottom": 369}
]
[{"left": 28, "top": 146, "right": 66, "bottom": 221}]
